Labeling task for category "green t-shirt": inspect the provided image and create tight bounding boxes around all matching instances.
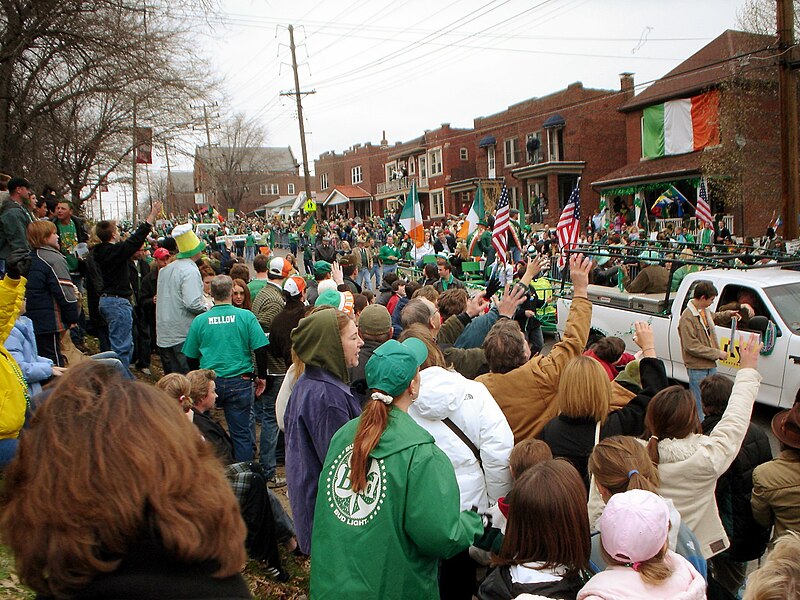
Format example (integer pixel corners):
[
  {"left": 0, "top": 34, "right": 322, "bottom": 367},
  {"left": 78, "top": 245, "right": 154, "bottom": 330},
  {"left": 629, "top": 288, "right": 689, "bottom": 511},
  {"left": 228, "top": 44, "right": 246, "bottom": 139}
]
[
  {"left": 245, "top": 234, "right": 255, "bottom": 247},
  {"left": 182, "top": 304, "right": 268, "bottom": 378},
  {"left": 56, "top": 219, "right": 79, "bottom": 272}
]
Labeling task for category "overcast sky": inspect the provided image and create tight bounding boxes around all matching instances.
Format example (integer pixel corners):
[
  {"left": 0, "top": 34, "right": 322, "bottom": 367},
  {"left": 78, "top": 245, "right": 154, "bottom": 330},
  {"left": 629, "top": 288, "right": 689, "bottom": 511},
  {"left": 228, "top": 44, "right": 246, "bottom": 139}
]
[
  {"left": 102, "top": 0, "right": 756, "bottom": 217},
  {"left": 200, "top": 0, "right": 749, "bottom": 163}
]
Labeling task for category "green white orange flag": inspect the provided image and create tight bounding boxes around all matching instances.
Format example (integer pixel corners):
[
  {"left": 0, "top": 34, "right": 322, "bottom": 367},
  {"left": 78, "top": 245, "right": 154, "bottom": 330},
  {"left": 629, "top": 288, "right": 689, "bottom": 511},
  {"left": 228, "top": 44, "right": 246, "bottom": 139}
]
[
  {"left": 457, "top": 182, "right": 485, "bottom": 240},
  {"left": 642, "top": 90, "right": 719, "bottom": 158},
  {"left": 400, "top": 180, "right": 425, "bottom": 247}
]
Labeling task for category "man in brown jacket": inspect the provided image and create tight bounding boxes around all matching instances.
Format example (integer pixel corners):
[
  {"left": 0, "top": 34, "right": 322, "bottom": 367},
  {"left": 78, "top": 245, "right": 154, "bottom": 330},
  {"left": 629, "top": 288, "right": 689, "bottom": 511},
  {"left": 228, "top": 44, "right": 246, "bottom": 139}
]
[
  {"left": 677, "top": 280, "right": 739, "bottom": 420},
  {"left": 620, "top": 250, "right": 670, "bottom": 294},
  {"left": 477, "top": 253, "right": 593, "bottom": 442}
]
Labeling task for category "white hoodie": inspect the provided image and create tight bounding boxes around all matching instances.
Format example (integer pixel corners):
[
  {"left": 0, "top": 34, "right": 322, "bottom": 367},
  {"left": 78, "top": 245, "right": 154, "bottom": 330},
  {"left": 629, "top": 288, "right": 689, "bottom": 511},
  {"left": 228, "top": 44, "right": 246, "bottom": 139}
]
[{"left": 410, "top": 366, "right": 514, "bottom": 512}]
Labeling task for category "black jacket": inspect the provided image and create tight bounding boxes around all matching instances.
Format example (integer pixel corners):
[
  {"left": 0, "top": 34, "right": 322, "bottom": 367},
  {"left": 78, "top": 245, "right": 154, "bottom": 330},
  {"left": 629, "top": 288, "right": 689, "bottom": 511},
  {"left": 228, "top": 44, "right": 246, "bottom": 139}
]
[
  {"left": 478, "top": 564, "right": 585, "bottom": 600},
  {"left": 192, "top": 409, "right": 235, "bottom": 465},
  {"left": 37, "top": 536, "right": 250, "bottom": 600},
  {"left": 93, "top": 222, "right": 152, "bottom": 297},
  {"left": 702, "top": 413, "right": 773, "bottom": 562},
  {"left": 268, "top": 298, "right": 307, "bottom": 368},
  {"left": 539, "top": 358, "right": 668, "bottom": 488}
]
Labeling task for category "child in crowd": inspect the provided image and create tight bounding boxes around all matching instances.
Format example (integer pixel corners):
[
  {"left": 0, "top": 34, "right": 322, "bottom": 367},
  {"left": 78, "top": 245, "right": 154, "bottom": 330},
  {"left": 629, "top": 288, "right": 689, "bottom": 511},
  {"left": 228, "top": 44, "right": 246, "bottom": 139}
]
[
  {"left": 5, "top": 302, "right": 66, "bottom": 397},
  {"left": 478, "top": 460, "right": 591, "bottom": 600},
  {"left": 578, "top": 489, "right": 706, "bottom": 600}
]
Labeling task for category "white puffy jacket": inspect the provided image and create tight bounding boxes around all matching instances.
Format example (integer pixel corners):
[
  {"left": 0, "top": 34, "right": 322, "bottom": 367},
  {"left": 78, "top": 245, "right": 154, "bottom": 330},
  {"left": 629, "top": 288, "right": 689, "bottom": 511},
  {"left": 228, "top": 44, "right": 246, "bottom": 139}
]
[{"left": 409, "top": 366, "right": 514, "bottom": 512}]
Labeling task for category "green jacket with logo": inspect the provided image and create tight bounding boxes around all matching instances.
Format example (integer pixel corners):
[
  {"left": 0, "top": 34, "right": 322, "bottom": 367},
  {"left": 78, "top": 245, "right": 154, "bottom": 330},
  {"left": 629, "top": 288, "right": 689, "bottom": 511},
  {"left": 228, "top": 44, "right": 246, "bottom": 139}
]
[{"left": 310, "top": 408, "right": 482, "bottom": 600}]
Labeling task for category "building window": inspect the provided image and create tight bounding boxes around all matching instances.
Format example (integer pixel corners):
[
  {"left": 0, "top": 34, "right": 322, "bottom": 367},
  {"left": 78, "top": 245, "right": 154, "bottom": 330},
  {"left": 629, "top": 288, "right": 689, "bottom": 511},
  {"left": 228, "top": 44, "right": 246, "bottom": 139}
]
[
  {"left": 287, "top": 183, "right": 295, "bottom": 195},
  {"left": 429, "top": 148, "right": 442, "bottom": 176},
  {"left": 408, "top": 158, "right": 415, "bottom": 175},
  {"left": 504, "top": 138, "right": 519, "bottom": 166},
  {"left": 460, "top": 148, "right": 468, "bottom": 161},
  {"left": 526, "top": 132, "right": 543, "bottom": 163},
  {"left": 430, "top": 190, "right": 444, "bottom": 217},
  {"left": 260, "top": 183, "right": 279, "bottom": 195},
  {"left": 320, "top": 173, "right": 329, "bottom": 190},
  {"left": 487, "top": 146, "right": 496, "bottom": 177},
  {"left": 351, "top": 165, "right": 363, "bottom": 184},
  {"left": 547, "top": 127, "right": 564, "bottom": 161},
  {"left": 419, "top": 156, "right": 427, "bottom": 179}
]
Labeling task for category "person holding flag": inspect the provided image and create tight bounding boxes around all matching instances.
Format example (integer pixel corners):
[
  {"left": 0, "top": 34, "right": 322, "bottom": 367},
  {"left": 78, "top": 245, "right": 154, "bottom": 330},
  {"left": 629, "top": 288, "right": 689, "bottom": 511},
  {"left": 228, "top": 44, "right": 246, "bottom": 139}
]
[
  {"left": 399, "top": 181, "right": 425, "bottom": 264},
  {"left": 457, "top": 182, "right": 485, "bottom": 244},
  {"left": 508, "top": 208, "right": 524, "bottom": 262}
]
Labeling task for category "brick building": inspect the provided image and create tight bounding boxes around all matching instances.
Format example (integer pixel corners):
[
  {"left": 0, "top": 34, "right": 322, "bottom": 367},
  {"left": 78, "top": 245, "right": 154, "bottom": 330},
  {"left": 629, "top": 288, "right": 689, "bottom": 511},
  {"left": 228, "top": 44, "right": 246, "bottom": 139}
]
[
  {"left": 593, "top": 30, "right": 783, "bottom": 237},
  {"left": 314, "top": 140, "right": 390, "bottom": 217},
  {"left": 194, "top": 146, "right": 312, "bottom": 215}
]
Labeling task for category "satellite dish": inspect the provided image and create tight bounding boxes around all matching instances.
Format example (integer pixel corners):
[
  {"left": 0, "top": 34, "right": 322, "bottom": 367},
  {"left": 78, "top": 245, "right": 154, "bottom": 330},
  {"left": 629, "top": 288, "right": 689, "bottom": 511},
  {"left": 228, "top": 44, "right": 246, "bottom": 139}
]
[{"left": 527, "top": 138, "right": 541, "bottom": 153}]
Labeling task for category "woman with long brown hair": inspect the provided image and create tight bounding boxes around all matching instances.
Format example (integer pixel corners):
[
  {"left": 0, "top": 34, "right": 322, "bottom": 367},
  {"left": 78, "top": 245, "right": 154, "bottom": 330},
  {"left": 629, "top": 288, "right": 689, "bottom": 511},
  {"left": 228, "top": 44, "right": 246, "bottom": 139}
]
[
  {"left": 478, "top": 459, "right": 591, "bottom": 599},
  {"left": 0, "top": 361, "right": 250, "bottom": 598},
  {"left": 310, "top": 338, "right": 483, "bottom": 599},
  {"left": 642, "top": 334, "right": 761, "bottom": 561}
]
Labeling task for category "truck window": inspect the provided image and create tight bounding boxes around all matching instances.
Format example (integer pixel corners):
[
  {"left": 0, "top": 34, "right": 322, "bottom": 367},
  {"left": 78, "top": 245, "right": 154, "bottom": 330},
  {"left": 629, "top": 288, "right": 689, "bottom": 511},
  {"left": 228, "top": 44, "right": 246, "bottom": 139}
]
[
  {"left": 718, "top": 285, "right": 775, "bottom": 332},
  {"left": 764, "top": 283, "right": 800, "bottom": 333}
]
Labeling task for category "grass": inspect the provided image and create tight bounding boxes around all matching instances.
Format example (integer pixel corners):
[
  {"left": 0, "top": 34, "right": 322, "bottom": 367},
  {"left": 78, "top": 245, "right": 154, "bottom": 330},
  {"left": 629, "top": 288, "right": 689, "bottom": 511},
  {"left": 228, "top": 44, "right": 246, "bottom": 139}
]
[{"left": 0, "top": 544, "right": 33, "bottom": 599}]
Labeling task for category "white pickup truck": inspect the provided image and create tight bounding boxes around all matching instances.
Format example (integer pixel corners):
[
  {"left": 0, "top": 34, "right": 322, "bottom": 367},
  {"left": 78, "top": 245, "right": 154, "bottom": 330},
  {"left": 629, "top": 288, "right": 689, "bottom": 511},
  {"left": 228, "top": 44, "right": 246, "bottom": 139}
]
[{"left": 556, "top": 266, "right": 800, "bottom": 408}]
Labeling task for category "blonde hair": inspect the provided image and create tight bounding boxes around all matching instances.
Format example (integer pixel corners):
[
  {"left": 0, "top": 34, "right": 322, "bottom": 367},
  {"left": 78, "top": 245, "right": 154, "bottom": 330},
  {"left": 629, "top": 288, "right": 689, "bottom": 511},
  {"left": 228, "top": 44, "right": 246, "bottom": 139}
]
[
  {"left": 743, "top": 532, "right": 800, "bottom": 600},
  {"left": 588, "top": 436, "right": 660, "bottom": 495},
  {"left": 557, "top": 356, "right": 612, "bottom": 423},
  {"left": 156, "top": 373, "right": 193, "bottom": 413},
  {"left": 600, "top": 538, "right": 672, "bottom": 585},
  {"left": 186, "top": 369, "right": 216, "bottom": 405}
]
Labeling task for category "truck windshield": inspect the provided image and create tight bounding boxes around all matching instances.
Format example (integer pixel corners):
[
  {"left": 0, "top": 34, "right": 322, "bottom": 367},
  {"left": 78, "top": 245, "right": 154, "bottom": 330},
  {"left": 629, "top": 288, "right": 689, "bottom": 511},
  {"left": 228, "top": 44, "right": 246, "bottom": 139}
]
[{"left": 764, "top": 283, "right": 800, "bottom": 332}]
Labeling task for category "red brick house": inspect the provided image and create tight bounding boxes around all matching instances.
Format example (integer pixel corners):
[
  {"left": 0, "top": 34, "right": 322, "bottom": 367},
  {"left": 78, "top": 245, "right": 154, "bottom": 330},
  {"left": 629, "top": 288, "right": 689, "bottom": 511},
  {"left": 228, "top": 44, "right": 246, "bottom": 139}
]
[
  {"left": 314, "top": 141, "right": 390, "bottom": 216},
  {"left": 592, "top": 30, "right": 782, "bottom": 237}
]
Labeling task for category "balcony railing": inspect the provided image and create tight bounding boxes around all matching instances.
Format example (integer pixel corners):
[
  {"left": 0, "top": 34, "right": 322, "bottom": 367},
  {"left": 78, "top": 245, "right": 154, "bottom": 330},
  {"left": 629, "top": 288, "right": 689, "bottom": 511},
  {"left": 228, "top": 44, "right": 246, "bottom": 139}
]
[
  {"left": 377, "top": 176, "right": 428, "bottom": 194},
  {"left": 655, "top": 215, "right": 733, "bottom": 235}
]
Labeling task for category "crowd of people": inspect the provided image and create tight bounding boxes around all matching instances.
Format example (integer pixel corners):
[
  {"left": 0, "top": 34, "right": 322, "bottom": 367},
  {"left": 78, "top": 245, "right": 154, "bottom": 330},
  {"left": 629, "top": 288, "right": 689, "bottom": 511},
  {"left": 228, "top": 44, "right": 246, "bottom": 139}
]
[{"left": 0, "top": 176, "right": 798, "bottom": 600}]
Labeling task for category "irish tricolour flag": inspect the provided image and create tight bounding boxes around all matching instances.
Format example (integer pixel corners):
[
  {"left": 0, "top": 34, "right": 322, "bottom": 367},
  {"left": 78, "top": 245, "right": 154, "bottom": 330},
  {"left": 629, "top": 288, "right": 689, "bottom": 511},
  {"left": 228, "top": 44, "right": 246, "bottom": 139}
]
[
  {"left": 457, "top": 182, "right": 485, "bottom": 240},
  {"left": 400, "top": 180, "right": 425, "bottom": 247},
  {"left": 642, "top": 89, "right": 720, "bottom": 158}
]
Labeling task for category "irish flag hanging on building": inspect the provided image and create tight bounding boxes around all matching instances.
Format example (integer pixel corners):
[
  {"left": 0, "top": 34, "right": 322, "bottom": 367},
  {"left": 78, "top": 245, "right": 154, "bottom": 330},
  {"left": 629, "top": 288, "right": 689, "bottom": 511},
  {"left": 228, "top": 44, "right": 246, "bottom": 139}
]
[
  {"left": 642, "top": 89, "right": 720, "bottom": 158},
  {"left": 400, "top": 180, "right": 425, "bottom": 247}
]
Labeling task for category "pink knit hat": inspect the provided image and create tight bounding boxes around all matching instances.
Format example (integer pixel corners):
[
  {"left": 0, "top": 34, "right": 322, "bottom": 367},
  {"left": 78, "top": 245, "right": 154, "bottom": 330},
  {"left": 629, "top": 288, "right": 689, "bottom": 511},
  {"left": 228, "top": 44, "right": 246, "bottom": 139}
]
[{"left": 599, "top": 489, "right": 670, "bottom": 564}]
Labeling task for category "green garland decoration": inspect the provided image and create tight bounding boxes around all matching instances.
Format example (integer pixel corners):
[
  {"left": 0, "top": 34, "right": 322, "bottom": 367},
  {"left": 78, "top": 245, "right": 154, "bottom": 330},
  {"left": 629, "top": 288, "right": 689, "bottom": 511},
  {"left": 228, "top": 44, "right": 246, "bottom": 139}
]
[
  {"left": 761, "top": 321, "right": 777, "bottom": 356},
  {"left": 602, "top": 178, "right": 701, "bottom": 198}
]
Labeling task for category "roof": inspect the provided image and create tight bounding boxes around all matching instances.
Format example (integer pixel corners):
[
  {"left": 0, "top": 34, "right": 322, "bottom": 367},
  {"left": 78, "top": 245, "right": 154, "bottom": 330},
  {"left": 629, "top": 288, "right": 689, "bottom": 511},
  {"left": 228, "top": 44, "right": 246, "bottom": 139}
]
[
  {"left": 592, "top": 153, "right": 702, "bottom": 189},
  {"left": 543, "top": 114, "right": 566, "bottom": 128},
  {"left": 195, "top": 146, "right": 298, "bottom": 173},
  {"left": 169, "top": 171, "right": 195, "bottom": 194},
  {"left": 621, "top": 30, "right": 776, "bottom": 112},
  {"left": 327, "top": 185, "right": 371, "bottom": 199}
]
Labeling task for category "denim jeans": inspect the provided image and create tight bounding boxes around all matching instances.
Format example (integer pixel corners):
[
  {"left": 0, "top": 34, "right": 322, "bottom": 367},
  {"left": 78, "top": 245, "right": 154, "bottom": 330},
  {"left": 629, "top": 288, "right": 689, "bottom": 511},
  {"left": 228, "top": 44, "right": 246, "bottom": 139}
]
[
  {"left": 688, "top": 367, "right": 716, "bottom": 422},
  {"left": 98, "top": 296, "right": 134, "bottom": 376},
  {"left": 217, "top": 376, "right": 256, "bottom": 462},
  {"left": 356, "top": 267, "right": 372, "bottom": 291},
  {"left": 371, "top": 264, "right": 382, "bottom": 288},
  {"left": 382, "top": 264, "right": 397, "bottom": 278},
  {"left": 268, "top": 488, "right": 296, "bottom": 543},
  {"left": 244, "top": 246, "right": 255, "bottom": 263},
  {"left": 91, "top": 351, "right": 134, "bottom": 380},
  {"left": 253, "top": 375, "right": 283, "bottom": 480},
  {"left": 158, "top": 343, "right": 190, "bottom": 375},
  {"left": 0, "top": 438, "right": 18, "bottom": 469}
]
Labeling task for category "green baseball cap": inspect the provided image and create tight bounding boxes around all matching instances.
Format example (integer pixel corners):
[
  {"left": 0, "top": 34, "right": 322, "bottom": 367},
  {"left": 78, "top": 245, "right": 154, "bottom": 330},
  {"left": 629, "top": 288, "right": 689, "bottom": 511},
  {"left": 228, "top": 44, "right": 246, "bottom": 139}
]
[
  {"left": 366, "top": 338, "right": 428, "bottom": 397},
  {"left": 314, "top": 260, "right": 332, "bottom": 274}
]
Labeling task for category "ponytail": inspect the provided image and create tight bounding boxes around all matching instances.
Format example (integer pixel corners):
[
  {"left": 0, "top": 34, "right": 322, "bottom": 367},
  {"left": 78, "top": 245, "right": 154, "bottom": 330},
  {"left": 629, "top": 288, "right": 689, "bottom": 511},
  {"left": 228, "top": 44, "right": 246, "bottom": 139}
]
[
  {"left": 600, "top": 543, "right": 672, "bottom": 586},
  {"left": 349, "top": 393, "right": 391, "bottom": 493},
  {"left": 646, "top": 435, "right": 660, "bottom": 465},
  {"left": 588, "top": 436, "right": 659, "bottom": 495}
]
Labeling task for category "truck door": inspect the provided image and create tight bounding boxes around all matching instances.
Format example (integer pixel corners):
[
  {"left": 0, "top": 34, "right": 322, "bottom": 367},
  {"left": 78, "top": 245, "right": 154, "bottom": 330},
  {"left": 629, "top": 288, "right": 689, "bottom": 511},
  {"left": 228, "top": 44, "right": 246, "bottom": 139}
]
[{"left": 713, "top": 284, "right": 788, "bottom": 408}]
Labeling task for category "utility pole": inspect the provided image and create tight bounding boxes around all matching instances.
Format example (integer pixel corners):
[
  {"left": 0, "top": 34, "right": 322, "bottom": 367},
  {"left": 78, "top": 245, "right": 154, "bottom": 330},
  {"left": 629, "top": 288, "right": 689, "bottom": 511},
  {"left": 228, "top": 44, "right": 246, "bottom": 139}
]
[
  {"left": 164, "top": 141, "right": 173, "bottom": 216},
  {"left": 195, "top": 102, "right": 218, "bottom": 213},
  {"left": 778, "top": 0, "right": 799, "bottom": 238},
  {"left": 281, "top": 25, "right": 317, "bottom": 218},
  {"left": 132, "top": 97, "right": 139, "bottom": 226}
]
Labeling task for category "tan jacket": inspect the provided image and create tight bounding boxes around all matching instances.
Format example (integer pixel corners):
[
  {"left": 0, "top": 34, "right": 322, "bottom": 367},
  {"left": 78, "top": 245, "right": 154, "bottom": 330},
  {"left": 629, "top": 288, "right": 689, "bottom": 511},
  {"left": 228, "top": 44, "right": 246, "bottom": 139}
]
[
  {"left": 677, "top": 300, "right": 733, "bottom": 370},
  {"left": 752, "top": 449, "right": 800, "bottom": 544},
  {"left": 477, "top": 297, "right": 591, "bottom": 443},
  {"left": 351, "top": 246, "right": 374, "bottom": 269}
]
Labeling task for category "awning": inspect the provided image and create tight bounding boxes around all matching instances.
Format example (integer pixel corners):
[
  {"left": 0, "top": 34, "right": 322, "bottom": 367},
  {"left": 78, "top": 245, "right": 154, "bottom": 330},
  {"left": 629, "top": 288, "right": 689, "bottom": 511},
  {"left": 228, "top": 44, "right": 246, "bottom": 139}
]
[
  {"left": 478, "top": 135, "right": 496, "bottom": 148},
  {"left": 543, "top": 114, "right": 565, "bottom": 128}
]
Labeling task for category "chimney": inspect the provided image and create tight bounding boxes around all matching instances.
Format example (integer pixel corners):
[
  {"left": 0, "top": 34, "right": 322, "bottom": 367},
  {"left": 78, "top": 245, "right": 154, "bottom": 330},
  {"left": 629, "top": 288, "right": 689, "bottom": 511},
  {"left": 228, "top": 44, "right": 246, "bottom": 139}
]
[
  {"left": 381, "top": 130, "right": 388, "bottom": 146},
  {"left": 620, "top": 72, "right": 635, "bottom": 93}
]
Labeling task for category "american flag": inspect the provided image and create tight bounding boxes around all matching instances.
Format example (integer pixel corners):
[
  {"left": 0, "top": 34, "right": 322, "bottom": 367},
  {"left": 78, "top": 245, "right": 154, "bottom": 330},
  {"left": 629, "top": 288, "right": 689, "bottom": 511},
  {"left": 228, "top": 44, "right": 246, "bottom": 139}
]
[
  {"left": 491, "top": 184, "right": 510, "bottom": 263},
  {"left": 557, "top": 181, "right": 581, "bottom": 268},
  {"left": 696, "top": 177, "right": 713, "bottom": 226}
]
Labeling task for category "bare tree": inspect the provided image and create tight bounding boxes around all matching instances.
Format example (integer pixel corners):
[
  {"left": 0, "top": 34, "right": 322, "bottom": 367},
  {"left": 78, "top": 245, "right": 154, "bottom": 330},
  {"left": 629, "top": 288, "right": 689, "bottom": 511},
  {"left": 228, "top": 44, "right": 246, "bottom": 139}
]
[
  {"left": 737, "top": 0, "right": 799, "bottom": 35},
  {"left": 0, "top": 0, "right": 216, "bottom": 211},
  {"left": 196, "top": 113, "right": 271, "bottom": 213}
]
